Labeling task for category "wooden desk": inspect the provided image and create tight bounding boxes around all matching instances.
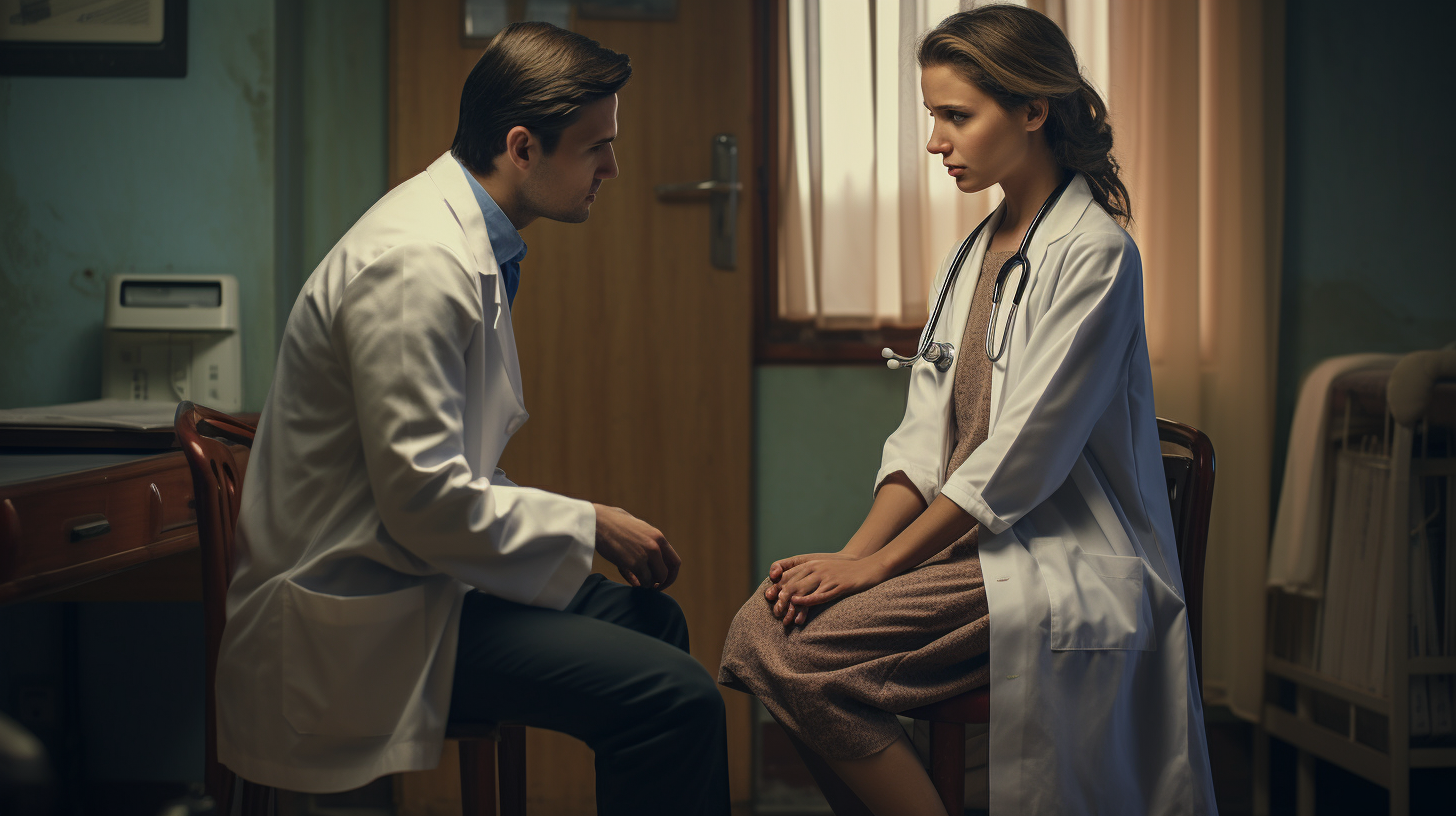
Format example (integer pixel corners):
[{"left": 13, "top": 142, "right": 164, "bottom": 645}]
[
  {"left": 0, "top": 448, "right": 199, "bottom": 604},
  {"left": 0, "top": 419, "right": 254, "bottom": 605}
]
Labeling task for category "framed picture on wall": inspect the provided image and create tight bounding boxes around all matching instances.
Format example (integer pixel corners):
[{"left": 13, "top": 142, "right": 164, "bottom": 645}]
[
  {"left": 461, "top": 0, "right": 574, "bottom": 48},
  {"left": 0, "top": 0, "right": 187, "bottom": 78},
  {"left": 577, "top": 0, "right": 675, "bottom": 20}
]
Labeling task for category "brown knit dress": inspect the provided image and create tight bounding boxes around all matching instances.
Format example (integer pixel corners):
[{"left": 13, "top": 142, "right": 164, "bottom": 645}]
[{"left": 718, "top": 249, "right": 1016, "bottom": 761}]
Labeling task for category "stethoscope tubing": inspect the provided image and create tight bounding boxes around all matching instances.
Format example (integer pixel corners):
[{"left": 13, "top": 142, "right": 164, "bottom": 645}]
[
  {"left": 884, "top": 173, "right": 1074, "bottom": 371},
  {"left": 984, "top": 173, "right": 1072, "bottom": 362}
]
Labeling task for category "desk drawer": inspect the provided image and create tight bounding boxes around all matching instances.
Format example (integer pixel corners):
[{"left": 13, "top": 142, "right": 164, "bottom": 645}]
[{"left": 0, "top": 452, "right": 197, "bottom": 591}]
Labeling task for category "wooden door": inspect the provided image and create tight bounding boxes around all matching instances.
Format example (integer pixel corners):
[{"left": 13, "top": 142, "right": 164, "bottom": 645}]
[{"left": 388, "top": 2, "right": 754, "bottom": 813}]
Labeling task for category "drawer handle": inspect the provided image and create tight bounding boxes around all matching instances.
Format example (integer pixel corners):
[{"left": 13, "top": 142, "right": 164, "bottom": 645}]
[
  {"left": 1, "top": 498, "right": 19, "bottom": 581},
  {"left": 1, "top": 499, "right": 19, "bottom": 545},
  {"left": 149, "top": 483, "right": 164, "bottom": 540},
  {"left": 69, "top": 516, "right": 111, "bottom": 543}
]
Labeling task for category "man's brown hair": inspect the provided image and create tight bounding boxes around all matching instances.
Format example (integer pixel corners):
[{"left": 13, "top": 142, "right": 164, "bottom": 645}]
[{"left": 451, "top": 22, "right": 631, "bottom": 175}]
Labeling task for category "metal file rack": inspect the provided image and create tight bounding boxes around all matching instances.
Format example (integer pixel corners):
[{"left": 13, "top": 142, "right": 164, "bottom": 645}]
[{"left": 1260, "top": 370, "right": 1456, "bottom": 816}]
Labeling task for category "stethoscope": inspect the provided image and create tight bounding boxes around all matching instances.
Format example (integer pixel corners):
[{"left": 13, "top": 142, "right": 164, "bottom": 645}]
[{"left": 882, "top": 173, "right": 1074, "bottom": 371}]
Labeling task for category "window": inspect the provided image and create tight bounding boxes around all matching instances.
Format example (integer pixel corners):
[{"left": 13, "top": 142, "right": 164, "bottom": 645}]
[{"left": 754, "top": 0, "right": 1110, "bottom": 362}]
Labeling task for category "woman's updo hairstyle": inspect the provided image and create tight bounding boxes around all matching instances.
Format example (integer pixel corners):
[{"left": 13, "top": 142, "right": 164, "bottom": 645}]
[{"left": 918, "top": 4, "right": 1131, "bottom": 225}]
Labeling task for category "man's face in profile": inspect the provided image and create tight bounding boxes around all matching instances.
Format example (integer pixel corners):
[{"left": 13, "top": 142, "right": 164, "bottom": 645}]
[{"left": 522, "top": 94, "right": 620, "bottom": 224}]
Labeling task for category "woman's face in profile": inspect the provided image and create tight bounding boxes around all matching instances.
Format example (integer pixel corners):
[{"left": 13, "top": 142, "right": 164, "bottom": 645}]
[{"left": 921, "top": 63, "right": 1036, "bottom": 195}]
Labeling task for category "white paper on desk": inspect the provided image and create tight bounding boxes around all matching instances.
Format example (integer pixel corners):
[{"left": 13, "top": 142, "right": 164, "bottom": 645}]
[{"left": 0, "top": 399, "right": 179, "bottom": 430}]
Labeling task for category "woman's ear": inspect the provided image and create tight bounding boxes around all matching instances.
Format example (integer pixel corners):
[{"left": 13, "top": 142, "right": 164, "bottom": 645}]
[{"left": 1024, "top": 98, "right": 1050, "bottom": 132}]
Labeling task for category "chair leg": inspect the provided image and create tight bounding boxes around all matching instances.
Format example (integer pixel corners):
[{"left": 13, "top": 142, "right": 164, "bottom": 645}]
[
  {"left": 209, "top": 767, "right": 235, "bottom": 816},
  {"left": 459, "top": 739, "right": 499, "bottom": 816},
  {"left": 206, "top": 760, "right": 232, "bottom": 814},
  {"left": 238, "top": 779, "right": 276, "bottom": 816},
  {"left": 498, "top": 725, "right": 527, "bottom": 816},
  {"left": 928, "top": 721, "right": 965, "bottom": 816}
]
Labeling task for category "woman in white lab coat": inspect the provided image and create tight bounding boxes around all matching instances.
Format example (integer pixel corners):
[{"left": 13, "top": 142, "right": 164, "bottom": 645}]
[{"left": 719, "top": 6, "right": 1218, "bottom": 815}]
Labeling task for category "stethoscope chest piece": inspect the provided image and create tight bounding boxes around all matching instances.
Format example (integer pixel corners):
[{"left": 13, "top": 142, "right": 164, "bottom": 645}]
[{"left": 882, "top": 342, "right": 954, "bottom": 371}]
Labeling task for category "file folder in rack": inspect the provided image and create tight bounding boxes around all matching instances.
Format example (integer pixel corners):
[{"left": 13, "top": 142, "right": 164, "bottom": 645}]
[{"left": 1262, "top": 362, "right": 1456, "bottom": 816}]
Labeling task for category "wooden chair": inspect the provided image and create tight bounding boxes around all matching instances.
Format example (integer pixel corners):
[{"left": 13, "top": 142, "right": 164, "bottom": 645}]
[
  {"left": 174, "top": 401, "right": 527, "bottom": 816},
  {"left": 896, "top": 417, "right": 1216, "bottom": 815}
]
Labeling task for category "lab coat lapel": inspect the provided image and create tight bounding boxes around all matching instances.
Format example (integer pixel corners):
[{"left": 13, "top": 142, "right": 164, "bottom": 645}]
[
  {"left": 1025, "top": 173, "right": 1094, "bottom": 274},
  {"left": 424, "top": 152, "right": 526, "bottom": 412},
  {"left": 987, "top": 174, "right": 1095, "bottom": 426},
  {"left": 426, "top": 153, "right": 502, "bottom": 319}
]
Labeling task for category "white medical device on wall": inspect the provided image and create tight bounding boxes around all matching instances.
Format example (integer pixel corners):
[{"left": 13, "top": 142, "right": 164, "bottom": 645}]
[{"left": 102, "top": 274, "right": 243, "bottom": 412}]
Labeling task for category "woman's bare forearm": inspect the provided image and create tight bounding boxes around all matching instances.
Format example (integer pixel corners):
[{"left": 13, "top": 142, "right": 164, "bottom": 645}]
[
  {"left": 862, "top": 494, "right": 977, "bottom": 578},
  {"left": 839, "top": 471, "right": 929, "bottom": 558}
]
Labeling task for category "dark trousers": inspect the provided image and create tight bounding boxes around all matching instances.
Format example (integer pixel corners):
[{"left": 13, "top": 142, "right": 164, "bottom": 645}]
[{"left": 450, "top": 573, "right": 730, "bottom": 816}]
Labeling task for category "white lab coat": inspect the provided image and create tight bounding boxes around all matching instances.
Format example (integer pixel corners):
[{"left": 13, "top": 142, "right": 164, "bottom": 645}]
[
  {"left": 876, "top": 174, "right": 1218, "bottom": 815},
  {"left": 215, "top": 152, "right": 597, "bottom": 793}
]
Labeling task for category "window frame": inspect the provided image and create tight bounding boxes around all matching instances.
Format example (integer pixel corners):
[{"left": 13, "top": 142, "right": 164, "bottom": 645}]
[{"left": 750, "top": 0, "right": 925, "bottom": 365}]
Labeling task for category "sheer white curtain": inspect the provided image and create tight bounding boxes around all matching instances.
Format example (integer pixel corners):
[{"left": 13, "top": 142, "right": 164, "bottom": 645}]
[
  {"left": 779, "top": 0, "right": 998, "bottom": 328},
  {"left": 1108, "top": 0, "right": 1284, "bottom": 722}
]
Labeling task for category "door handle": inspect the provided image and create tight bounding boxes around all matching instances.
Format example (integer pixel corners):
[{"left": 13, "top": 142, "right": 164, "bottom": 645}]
[{"left": 654, "top": 133, "right": 739, "bottom": 270}]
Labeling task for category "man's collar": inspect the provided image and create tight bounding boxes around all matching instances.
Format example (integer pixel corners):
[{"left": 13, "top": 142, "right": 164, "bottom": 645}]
[{"left": 456, "top": 156, "right": 527, "bottom": 266}]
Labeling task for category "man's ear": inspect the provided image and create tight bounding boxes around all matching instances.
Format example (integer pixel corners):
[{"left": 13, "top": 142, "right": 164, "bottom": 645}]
[
  {"left": 1024, "top": 98, "right": 1049, "bottom": 132},
  {"left": 503, "top": 125, "right": 536, "bottom": 172}
]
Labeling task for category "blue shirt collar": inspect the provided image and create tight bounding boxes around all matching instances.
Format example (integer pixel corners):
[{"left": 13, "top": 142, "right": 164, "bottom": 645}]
[{"left": 456, "top": 157, "right": 527, "bottom": 269}]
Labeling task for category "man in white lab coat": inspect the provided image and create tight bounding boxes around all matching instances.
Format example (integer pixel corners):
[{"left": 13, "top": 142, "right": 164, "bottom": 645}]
[{"left": 214, "top": 23, "right": 730, "bottom": 815}]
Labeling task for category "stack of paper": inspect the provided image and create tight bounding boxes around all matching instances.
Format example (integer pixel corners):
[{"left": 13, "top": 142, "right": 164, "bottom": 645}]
[
  {"left": 0, "top": 399, "right": 179, "bottom": 430},
  {"left": 1315, "top": 444, "right": 1396, "bottom": 696}
]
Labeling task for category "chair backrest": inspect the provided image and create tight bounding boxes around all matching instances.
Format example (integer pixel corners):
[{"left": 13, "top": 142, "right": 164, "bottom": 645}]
[
  {"left": 1155, "top": 417, "right": 1216, "bottom": 692},
  {"left": 174, "top": 401, "right": 256, "bottom": 808}
]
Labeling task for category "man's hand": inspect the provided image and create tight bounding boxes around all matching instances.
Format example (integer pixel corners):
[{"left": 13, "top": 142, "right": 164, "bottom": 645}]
[{"left": 593, "top": 504, "right": 681, "bottom": 590}]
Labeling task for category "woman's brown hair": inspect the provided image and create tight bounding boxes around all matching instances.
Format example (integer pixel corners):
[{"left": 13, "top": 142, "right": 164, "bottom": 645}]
[{"left": 918, "top": 5, "right": 1131, "bottom": 225}]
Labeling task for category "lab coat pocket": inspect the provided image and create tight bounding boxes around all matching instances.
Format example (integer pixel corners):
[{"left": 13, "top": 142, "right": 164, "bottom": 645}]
[
  {"left": 281, "top": 580, "right": 427, "bottom": 737},
  {"left": 1038, "top": 544, "right": 1156, "bottom": 651}
]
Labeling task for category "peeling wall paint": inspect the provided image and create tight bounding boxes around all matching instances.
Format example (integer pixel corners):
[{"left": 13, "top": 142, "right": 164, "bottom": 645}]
[{"left": 0, "top": 2, "right": 277, "bottom": 410}]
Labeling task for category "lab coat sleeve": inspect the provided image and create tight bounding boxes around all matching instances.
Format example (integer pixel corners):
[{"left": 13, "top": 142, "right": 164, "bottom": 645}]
[
  {"left": 875, "top": 248, "right": 958, "bottom": 505},
  {"left": 335, "top": 242, "right": 595, "bottom": 610},
  {"left": 938, "top": 231, "right": 1141, "bottom": 535}
]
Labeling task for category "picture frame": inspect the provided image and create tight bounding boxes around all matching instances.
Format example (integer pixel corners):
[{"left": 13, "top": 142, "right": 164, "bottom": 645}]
[
  {"left": 461, "top": 0, "right": 574, "bottom": 49},
  {"left": 0, "top": 0, "right": 187, "bottom": 78},
  {"left": 577, "top": 0, "right": 675, "bottom": 20}
]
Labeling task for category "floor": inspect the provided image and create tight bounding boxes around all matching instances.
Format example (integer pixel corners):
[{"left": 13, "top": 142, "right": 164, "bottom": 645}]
[
  {"left": 22, "top": 707, "right": 1455, "bottom": 814},
  {"left": 757, "top": 706, "right": 1456, "bottom": 815}
]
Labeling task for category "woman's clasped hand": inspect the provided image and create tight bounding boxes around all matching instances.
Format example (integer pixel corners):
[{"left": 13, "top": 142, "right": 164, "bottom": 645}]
[{"left": 765, "top": 552, "right": 889, "bottom": 626}]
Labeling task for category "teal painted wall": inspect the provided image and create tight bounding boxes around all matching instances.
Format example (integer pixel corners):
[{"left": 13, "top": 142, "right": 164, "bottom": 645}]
[
  {"left": 752, "top": 366, "right": 909, "bottom": 580},
  {"left": 299, "top": 1, "right": 387, "bottom": 277},
  {"left": 1275, "top": 0, "right": 1456, "bottom": 462},
  {"left": 0, "top": 0, "right": 386, "bottom": 414},
  {"left": 0, "top": 2, "right": 278, "bottom": 411}
]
